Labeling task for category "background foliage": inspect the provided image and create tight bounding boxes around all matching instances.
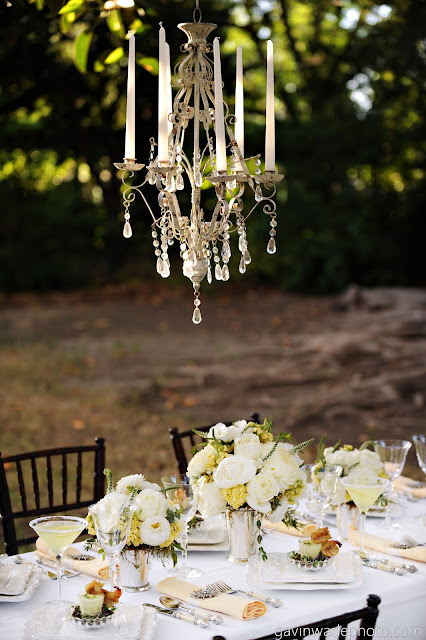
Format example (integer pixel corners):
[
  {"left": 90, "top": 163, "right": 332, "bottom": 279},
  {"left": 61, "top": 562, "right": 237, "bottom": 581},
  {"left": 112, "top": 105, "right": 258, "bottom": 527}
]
[{"left": 0, "top": 0, "right": 425, "bottom": 293}]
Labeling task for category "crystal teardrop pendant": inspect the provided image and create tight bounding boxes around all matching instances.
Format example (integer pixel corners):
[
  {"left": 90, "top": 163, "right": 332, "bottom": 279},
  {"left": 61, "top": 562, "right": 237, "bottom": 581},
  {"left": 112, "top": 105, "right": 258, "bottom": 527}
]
[
  {"left": 243, "top": 249, "right": 252, "bottom": 265},
  {"left": 267, "top": 237, "right": 277, "bottom": 254},
  {"left": 254, "top": 185, "right": 263, "bottom": 202},
  {"left": 176, "top": 172, "right": 184, "bottom": 190},
  {"left": 156, "top": 257, "right": 164, "bottom": 275},
  {"left": 207, "top": 266, "right": 212, "bottom": 284},
  {"left": 222, "top": 264, "right": 230, "bottom": 281},
  {"left": 148, "top": 172, "right": 156, "bottom": 185},
  {"left": 239, "top": 255, "right": 246, "bottom": 274},
  {"left": 123, "top": 222, "right": 132, "bottom": 238},
  {"left": 238, "top": 235, "right": 247, "bottom": 253},
  {"left": 195, "top": 171, "right": 203, "bottom": 187},
  {"left": 215, "top": 263, "right": 222, "bottom": 280},
  {"left": 192, "top": 307, "right": 202, "bottom": 324},
  {"left": 221, "top": 242, "right": 231, "bottom": 261}
]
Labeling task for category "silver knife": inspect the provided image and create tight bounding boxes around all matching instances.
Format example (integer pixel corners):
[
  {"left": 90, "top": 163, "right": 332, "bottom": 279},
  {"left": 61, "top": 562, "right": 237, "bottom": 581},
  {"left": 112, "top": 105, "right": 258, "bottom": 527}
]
[{"left": 143, "top": 603, "right": 209, "bottom": 627}]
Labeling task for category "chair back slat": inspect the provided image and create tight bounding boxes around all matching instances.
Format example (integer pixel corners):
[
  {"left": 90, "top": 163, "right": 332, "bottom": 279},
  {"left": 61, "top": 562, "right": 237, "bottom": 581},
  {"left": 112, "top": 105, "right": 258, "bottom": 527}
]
[
  {"left": 168, "top": 413, "right": 260, "bottom": 475},
  {"left": 0, "top": 438, "right": 106, "bottom": 556},
  {"left": 62, "top": 452, "right": 68, "bottom": 505},
  {"left": 76, "top": 451, "right": 82, "bottom": 503},
  {"left": 16, "top": 460, "right": 27, "bottom": 512},
  {"left": 31, "top": 458, "right": 41, "bottom": 510},
  {"left": 46, "top": 455, "right": 53, "bottom": 508}
]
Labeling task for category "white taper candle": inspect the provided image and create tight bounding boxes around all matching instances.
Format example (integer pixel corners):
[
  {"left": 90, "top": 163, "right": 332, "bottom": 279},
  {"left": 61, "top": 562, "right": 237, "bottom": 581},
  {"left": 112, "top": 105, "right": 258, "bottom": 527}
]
[
  {"left": 158, "top": 23, "right": 169, "bottom": 163},
  {"left": 213, "top": 37, "right": 227, "bottom": 173},
  {"left": 124, "top": 32, "right": 135, "bottom": 160},
  {"left": 166, "top": 42, "right": 173, "bottom": 138},
  {"left": 235, "top": 46, "right": 244, "bottom": 171},
  {"left": 265, "top": 40, "right": 275, "bottom": 172}
]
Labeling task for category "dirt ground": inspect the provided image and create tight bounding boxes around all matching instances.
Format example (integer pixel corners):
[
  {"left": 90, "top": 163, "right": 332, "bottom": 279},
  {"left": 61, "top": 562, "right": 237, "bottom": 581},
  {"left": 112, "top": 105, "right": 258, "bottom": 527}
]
[{"left": 1, "top": 283, "right": 425, "bottom": 483}]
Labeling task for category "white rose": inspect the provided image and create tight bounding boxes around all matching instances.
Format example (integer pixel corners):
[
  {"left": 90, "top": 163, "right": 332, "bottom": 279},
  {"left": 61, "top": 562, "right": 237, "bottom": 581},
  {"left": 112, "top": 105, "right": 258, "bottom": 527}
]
[
  {"left": 262, "top": 443, "right": 303, "bottom": 492},
  {"left": 196, "top": 481, "right": 227, "bottom": 518},
  {"left": 267, "top": 497, "right": 290, "bottom": 523},
  {"left": 233, "top": 420, "right": 248, "bottom": 431},
  {"left": 90, "top": 492, "right": 129, "bottom": 532},
  {"left": 134, "top": 489, "right": 167, "bottom": 521},
  {"left": 116, "top": 474, "right": 160, "bottom": 494},
  {"left": 213, "top": 455, "right": 257, "bottom": 489},
  {"left": 234, "top": 434, "right": 262, "bottom": 464},
  {"left": 246, "top": 471, "right": 279, "bottom": 513},
  {"left": 139, "top": 515, "right": 171, "bottom": 546},
  {"left": 187, "top": 444, "right": 216, "bottom": 479},
  {"left": 208, "top": 422, "right": 239, "bottom": 442}
]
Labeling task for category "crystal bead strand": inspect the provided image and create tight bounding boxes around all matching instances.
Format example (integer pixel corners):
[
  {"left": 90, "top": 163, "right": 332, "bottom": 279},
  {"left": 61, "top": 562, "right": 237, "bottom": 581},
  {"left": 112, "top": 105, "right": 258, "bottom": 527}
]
[
  {"left": 267, "top": 212, "right": 277, "bottom": 254},
  {"left": 148, "top": 138, "right": 156, "bottom": 184},
  {"left": 192, "top": 287, "right": 202, "bottom": 324},
  {"left": 123, "top": 204, "right": 132, "bottom": 238}
]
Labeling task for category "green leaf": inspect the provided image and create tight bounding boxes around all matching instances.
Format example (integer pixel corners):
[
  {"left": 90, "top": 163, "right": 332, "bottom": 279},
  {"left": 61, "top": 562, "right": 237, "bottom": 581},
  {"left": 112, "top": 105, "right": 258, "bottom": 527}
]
[
  {"left": 74, "top": 30, "right": 92, "bottom": 74},
  {"left": 59, "top": 0, "right": 84, "bottom": 15},
  {"left": 136, "top": 56, "right": 159, "bottom": 75},
  {"left": 104, "top": 47, "right": 125, "bottom": 65},
  {"left": 106, "top": 9, "right": 125, "bottom": 38}
]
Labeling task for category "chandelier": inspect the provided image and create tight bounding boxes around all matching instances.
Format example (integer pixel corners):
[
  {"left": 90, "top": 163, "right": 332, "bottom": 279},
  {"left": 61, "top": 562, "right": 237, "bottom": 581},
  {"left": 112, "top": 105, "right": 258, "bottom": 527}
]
[{"left": 114, "top": 0, "right": 283, "bottom": 323}]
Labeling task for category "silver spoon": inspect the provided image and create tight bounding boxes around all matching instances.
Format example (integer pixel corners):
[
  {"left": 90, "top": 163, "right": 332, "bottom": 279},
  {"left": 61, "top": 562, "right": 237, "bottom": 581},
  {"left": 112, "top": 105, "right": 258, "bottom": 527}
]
[{"left": 159, "top": 596, "right": 223, "bottom": 625}]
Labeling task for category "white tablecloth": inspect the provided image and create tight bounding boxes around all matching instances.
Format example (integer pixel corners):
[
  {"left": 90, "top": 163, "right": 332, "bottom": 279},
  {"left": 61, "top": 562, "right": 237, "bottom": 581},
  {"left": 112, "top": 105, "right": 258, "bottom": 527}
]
[{"left": 1, "top": 498, "right": 426, "bottom": 639}]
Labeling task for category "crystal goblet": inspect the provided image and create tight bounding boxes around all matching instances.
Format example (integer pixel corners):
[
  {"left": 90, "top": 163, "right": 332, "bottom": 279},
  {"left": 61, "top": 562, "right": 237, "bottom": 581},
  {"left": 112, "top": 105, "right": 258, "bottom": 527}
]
[
  {"left": 374, "top": 439, "right": 411, "bottom": 528},
  {"left": 89, "top": 496, "right": 136, "bottom": 589},
  {"left": 308, "top": 464, "right": 343, "bottom": 527},
  {"left": 161, "top": 474, "right": 202, "bottom": 579},
  {"left": 412, "top": 434, "right": 426, "bottom": 481}
]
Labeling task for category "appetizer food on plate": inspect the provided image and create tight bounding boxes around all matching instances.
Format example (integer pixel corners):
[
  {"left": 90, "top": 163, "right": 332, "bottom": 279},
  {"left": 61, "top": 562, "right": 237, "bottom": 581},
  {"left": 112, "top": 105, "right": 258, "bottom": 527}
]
[
  {"left": 289, "top": 527, "right": 341, "bottom": 571},
  {"left": 71, "top": 580, "right": 122, "bottom": 626}
]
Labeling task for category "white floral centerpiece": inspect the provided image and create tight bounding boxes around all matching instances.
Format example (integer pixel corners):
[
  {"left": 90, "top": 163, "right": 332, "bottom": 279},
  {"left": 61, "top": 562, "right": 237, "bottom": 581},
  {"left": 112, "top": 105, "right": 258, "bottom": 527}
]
[
  {"left": 87, "top": 470, "right": 183, "bottom": 562},
  {"left": 313, "top": 438, "right": 388, "bottom": 508},
  {"left": 187, "top": 419, "right": 312, "bottom": 560}
]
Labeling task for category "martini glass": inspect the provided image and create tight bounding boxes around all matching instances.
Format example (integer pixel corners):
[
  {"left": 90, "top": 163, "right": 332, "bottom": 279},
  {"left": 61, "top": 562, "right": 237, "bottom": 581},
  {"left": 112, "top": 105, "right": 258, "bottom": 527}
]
[
  {"left": 341, "top": 477, "right": 389, "bottom": 552},
  {"left": 161, "top": 474, "right": 202, "bottom": 578},
  {"left": 29, "top": 515, "right": 87, "bottom": 616},
  {"left": 374, "top": 439, "right": 411, "bottom": 528}
]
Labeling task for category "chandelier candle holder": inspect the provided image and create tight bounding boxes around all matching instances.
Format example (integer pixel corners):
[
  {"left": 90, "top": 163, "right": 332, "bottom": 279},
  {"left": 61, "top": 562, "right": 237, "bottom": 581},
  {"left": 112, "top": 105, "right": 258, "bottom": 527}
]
[{"left": 114, "top": 1, "right": 284, "bottom": 324}]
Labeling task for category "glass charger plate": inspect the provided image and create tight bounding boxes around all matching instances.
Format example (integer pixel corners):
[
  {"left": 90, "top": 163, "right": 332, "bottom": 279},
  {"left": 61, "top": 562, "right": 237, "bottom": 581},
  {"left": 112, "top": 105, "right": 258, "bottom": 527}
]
[
  {"left": 22, "top": 603, "right": 157, "bottom": 640},
  {"left": 0, "top": 565, "right": 42, "bottom": 603},
  {"left": 261, "top": 552, "right": 358, "bottom": 584},
  {"left": 247, "top": 554, "right": 363, "bottom": 591}
]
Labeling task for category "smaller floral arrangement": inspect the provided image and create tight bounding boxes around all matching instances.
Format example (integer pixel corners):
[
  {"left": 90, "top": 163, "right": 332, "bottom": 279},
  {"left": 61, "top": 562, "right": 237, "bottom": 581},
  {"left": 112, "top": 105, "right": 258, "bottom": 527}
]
[
  {"left": 313, "top": 438, "right": 388, "bottom": 508},
  {"left": 87, "top": 470, "right": 183, "bottom": 562},
  {"left": 289, "top": 527, "right": 341, "bottom": 571}
]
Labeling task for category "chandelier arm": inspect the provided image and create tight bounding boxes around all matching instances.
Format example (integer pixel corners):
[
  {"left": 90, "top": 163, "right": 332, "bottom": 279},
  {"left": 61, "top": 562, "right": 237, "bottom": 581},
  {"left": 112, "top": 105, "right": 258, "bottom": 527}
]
[
  {"left": 205, "top": 196, "right": 225, "bottom": 242},
  {"left": 123, "top": 183, "right": 157, "bottom": 223}
]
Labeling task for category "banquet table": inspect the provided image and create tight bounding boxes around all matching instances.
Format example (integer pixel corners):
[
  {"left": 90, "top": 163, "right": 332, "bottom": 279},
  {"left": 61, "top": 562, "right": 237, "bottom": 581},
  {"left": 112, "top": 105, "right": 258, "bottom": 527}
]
[{"left": 1, "top": 497, "right": 426, "bottom": 640}]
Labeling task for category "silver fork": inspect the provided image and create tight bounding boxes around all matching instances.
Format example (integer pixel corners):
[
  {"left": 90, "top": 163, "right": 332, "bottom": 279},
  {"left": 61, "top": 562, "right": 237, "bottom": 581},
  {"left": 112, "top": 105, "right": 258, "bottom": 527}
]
[
  {"left": 207, "top": 580, "right": 283, "bottom": 608},
  {"left": 400, "top": 535, "right": 426, "bottom": 548}
]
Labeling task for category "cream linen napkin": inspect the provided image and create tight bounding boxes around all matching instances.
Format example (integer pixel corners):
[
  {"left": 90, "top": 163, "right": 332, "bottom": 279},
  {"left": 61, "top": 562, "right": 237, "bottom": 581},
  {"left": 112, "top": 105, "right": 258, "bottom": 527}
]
[
  {"left": 393, "top": 476, "right": 426, "bottom": 499},
  {"left": 36, "top": 538, "right": 109, "bottom": 579},
  {"left": 264, "top": 520, "right": 316, "bottom": 537},
  {"left": 156, "top": 577, "right": 267, "bottom": 620},
  {"left": 348, "top": 528, "right": 426, "bottom": 563}
]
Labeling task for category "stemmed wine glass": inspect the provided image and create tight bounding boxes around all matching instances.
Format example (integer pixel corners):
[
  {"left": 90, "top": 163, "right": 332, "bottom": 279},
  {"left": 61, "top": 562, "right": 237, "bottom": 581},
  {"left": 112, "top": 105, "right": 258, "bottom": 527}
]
[
  {"left": 374, "top": 439, "right": 411, "bottom": 528},
  {"left": 412, "top": 435, "right": 426, "bottom": 483},
  {"left": 341, "top": 477, "right": 389, "bottom": 552},
  {"left": 308, "top": 464, "right": 343, "bottom": 527},
  {"left": 89, "top": 497, "right": 136, "bottom": 589},
  {"left": 29, "top": 515, "right": 87, "bottom": 616},
  {"left": 161, "top": 474, "right": 202, "bottom": 578}
]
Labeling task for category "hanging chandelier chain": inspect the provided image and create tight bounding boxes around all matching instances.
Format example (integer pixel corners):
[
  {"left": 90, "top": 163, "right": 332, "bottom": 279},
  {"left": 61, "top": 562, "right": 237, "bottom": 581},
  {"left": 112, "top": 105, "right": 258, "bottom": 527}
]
[{"left": 193, "top": 0, "right": 202, "bottom": 23}]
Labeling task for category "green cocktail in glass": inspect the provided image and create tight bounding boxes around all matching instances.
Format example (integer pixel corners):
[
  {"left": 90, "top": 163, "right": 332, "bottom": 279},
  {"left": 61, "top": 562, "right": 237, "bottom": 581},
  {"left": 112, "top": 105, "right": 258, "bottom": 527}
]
[{"left": 341, "top": 477, "right": 388, "bottom": 551}]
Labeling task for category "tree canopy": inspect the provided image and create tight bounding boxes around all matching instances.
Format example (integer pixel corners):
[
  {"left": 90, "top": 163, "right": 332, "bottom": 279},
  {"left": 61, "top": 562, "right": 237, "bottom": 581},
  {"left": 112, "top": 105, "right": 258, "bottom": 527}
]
[{"left": 0, "top": 0, "right": 424, "bottom": 292}]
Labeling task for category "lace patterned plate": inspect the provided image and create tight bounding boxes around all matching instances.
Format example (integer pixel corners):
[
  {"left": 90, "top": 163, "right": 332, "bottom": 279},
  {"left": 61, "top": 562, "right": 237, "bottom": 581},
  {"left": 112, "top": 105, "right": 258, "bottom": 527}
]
[
  {"left": 22, "top": 603, "right": 157, "bottom": 640},
  {"left": 0, "top": 565, "right": 42, "bottom": 603},
  {"left": 247, "top": 553, "right": 364, "bottom": 590}
]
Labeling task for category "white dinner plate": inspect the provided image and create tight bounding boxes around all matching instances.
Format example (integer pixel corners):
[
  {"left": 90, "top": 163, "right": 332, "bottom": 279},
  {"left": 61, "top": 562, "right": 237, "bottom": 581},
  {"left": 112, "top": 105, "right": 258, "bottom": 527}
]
[
  {"left": 22, "top": 603, "right": 157, "bottom": 640},
  {"left": 246, "top": 553, "right": 364, "bottom": 591},
  {"left": 0, "top": 565, "right": 42, "bottom": 603}
]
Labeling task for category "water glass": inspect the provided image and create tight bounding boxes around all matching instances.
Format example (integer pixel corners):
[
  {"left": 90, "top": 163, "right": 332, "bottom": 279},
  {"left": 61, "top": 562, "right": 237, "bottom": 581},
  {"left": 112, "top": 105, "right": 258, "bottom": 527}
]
[
  {"left": 374, "top": 439, "right": 411, "bottom": 528},
  {"left": 412, "top": 434, "right": 426, "bottom": 480},
  {"left": 308, "top": 464, "right": 343, "bottom": 526},
  {"left": 161, "top": 474, "right": 202, "bottom": 578}
]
